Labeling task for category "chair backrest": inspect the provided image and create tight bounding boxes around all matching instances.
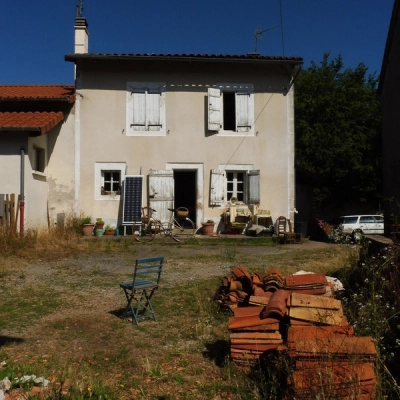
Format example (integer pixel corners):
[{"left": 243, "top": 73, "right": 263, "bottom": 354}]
[{"left": 133, "top": 256, "right": 164, "bottom": 285}]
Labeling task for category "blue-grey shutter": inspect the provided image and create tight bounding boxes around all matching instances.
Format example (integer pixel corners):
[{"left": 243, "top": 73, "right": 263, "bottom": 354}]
[
  {"left": 210, "top": 169, "right": 225, "bottom": 205},
  {"left": 148, "top": 169, "right": 174, "bottom": 223},
  {"left": 247, "top": 170, "right": 260, "bottom": 205},
  {"left": 208, "top": 88, "right": 221, "bottom": 131}
]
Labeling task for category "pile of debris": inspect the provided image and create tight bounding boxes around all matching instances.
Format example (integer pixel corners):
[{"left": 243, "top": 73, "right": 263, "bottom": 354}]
[{"left": 216, "top": 265, "right": 377, "bottom": 398}]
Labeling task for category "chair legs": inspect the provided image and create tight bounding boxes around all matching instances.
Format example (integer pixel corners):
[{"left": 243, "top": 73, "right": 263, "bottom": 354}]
[{"left": 121, "top": 287, "right": 158, "bottom": 325}]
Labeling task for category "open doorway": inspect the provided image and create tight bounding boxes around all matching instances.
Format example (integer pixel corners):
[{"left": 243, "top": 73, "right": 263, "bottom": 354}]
[{"left": 174, "top": 170, "right": 197, "bottom": 227}]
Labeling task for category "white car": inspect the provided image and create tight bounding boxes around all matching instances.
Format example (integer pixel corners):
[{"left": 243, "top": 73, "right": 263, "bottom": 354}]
[{"left": 332, "top": 215, "right": 384, "bottom": 242}]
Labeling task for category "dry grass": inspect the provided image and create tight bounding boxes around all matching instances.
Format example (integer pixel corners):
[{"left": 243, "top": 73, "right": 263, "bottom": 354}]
[{"left": 0, "top": 227, "right": 358, "bottom": 399}]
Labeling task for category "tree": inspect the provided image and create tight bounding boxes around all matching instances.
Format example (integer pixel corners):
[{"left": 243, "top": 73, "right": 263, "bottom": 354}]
[{"left": 295, "top": 53, "right": 382, "bottom": 211}]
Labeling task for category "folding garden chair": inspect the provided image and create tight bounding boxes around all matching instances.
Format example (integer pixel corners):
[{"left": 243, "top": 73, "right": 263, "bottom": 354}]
[{"left": 119, "top": 256, "right": 164, "bottom": 324}]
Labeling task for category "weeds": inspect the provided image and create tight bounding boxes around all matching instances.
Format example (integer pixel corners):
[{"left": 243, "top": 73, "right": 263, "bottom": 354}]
[{"left": 331, "top": 238, "right": 400, "bottom": 399}]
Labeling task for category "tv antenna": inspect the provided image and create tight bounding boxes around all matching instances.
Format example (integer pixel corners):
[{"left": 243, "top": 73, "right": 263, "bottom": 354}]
[
  {"left": 76, "top": 0, "right": 84, "bottom": 17},
  {"left": 254, "top": 25, "right": 280, "bottom": 53}
]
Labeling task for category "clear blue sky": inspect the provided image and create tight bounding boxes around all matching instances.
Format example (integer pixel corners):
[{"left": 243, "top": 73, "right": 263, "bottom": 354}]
[{"left": 0, "top": 0, "right": 394, "bottom": 84}]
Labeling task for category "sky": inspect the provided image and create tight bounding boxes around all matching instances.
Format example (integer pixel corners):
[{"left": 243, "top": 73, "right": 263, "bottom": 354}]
[{"left": 0, "top": 0, "right": 394, "bottom": 84}]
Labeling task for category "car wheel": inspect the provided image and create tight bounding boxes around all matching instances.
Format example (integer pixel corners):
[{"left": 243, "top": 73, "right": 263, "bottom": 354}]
[{"left": 352, "top": 230, "right": 363, "bottom": 242}]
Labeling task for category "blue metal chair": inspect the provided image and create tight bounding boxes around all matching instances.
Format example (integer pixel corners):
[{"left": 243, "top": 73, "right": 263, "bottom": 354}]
[{"left": 119, "top": 256, "right": 164, "bottom": 324}]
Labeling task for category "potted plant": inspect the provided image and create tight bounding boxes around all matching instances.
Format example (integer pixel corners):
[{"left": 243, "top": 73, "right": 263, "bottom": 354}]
[
  {"left": 201, "top": 220, "right": 215, "bottom": 235},
  {"left": 104, "top": 225, "right": 116, "bottom": 236},
  {"left": 95, "top": 217, "right": 105, "bottom": 229},
  {"left": 81, "top": 216, "right": 94, "bottom": 236}
]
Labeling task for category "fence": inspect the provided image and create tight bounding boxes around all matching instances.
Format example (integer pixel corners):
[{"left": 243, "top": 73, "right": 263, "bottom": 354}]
[{"left": 0, "top": 193, "right": 20, "bottom": 232}]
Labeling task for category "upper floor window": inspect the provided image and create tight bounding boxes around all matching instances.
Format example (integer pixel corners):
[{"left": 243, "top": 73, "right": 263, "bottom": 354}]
[
  {"left": 208, "top": 84, "right": 254, "bottom": 135},
  {"left": 126, "top": 82, "right": 166, "bottom": 136}
]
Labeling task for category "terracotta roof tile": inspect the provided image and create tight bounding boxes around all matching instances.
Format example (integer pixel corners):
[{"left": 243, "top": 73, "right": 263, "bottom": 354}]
[
  {"left": 0, "top": 111, "right": 64, "bottom": 135},
  {"left": 0, "top": 85, "right": 75, "bottom": 103}
]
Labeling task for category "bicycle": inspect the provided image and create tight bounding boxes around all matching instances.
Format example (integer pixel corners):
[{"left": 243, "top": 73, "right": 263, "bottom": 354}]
[{"left": 134, "top": 206, "right": 195, "bottom": 243}]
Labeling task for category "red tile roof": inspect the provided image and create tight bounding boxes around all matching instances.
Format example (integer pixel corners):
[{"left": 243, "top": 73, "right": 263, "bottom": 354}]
[
  {"left": 0, "top": 85, "right": 75, "bottom": 103},
  {"left": 0, "top": 111, "right": 64, "bottom": 135}
]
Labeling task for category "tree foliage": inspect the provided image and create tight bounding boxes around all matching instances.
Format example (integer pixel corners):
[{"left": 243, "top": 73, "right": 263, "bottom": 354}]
[{"left": 295, "top": 53, "right": 382, "bottom": 209}]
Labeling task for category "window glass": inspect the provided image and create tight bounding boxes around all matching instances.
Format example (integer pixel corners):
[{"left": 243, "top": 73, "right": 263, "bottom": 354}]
[
  {"left": 33, "top": 146, "right": 45, "bottom": 172},
  {"left": 375, "top": 216, "right": 384, "bottom": 223},
  {"left": 226, "top": 171, "right": 245, "bottom": 201},
  {"left": 344, "top": 216, "right": 358, "bottom": 224},
  {"left": 102, "top": 170, "right": 121, "bottom": 195},
  {"left": 360, "top": 216, "right": 374, "bottom": 223}
]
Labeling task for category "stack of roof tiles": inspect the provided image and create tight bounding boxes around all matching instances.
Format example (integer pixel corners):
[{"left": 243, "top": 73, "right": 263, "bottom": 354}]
[{"left": 216, "top": 267, "right": 377, "bottom": 398}]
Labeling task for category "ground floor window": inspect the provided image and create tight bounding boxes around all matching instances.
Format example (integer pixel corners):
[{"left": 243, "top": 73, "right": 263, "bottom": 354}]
[
  {"left": 33, "top": 146, "right": 45, "bottom": 173},
  {"left": 101, "top": 170, "right": 121, "bottom": 195},
  {"left": 95, "top": 162, "right": 126, "bottom": 200},
  {"left": 226, "top": 171, "right": 245, "bottom": 202},
  {"left": 210, "top": 166, "right": 259, "bottom": 206}
]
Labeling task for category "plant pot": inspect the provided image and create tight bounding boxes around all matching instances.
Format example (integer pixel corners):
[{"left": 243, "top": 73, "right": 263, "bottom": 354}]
[
  {"left": 82, "top": 224, "right": 95, "bottom": 236},
  {"left": 96, "top": 229, "right": 104, "bottom": 236},
  {"left": 104, "top": 230, "right": 116, "bottom": 236},
  {"left": 96, "top": 222, "right": 105, "bottom": 230},
  {"left": 201, "top": 223, "right": 215, "bottom": 235}
]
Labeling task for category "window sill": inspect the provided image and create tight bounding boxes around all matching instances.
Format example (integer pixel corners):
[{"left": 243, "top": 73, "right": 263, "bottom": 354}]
[
  {"left": 32, "top": 171, "right": 47, "bottom": 180},
  {"left": 126, "top": 131, "right": 167, "bottom": 137},
  {"left": 217, "top": 131, "right": 255, "bottom": 137},
  {"left": 96, "top": 195, "right": 121, "bottom": 201}
]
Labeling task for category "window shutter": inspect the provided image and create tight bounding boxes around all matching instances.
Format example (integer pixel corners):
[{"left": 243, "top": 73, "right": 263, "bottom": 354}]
[
  {"left": 148, "top": 169, "right": 174, "bottom": 223},
  {"left": 147, "top": 86, "right": 162, "bottom": 131},
  {"left": 247, "top": 170, "right": 260, "bottom": 205},
  {"left": 210, "top": 169, "right": 225, "bottom": 205},
  {"left": 131, "top": 90, "right": 146, "bottom": 130},
  {"left": 236, "top": 91, "right": 251, "bottom": 132},
  {"left": 208, "top": 88, "right": 221, "bottom": 131}
]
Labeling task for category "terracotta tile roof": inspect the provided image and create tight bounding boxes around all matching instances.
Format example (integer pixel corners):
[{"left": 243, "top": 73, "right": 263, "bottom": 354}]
[
  {"left": 0, "top": 85, "right": 75, "bottom": 103},
  {"left": 0, "top": 111, "right": 64, "bottom": 135}
]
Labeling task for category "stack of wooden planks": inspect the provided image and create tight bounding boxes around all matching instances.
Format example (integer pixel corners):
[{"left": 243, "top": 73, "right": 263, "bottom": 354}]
[{"left": 217, "top": 266, "right": 378, "bottom": 397}]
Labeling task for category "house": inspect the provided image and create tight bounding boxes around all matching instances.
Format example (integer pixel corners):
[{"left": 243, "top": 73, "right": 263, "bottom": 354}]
[
  {"left": 63, "top": 14, "right": 303, "bottom": 232},
  {"left": 1, "top": 12, "right": 303, "bottom": 233},
  {"left": 0, "top": 85, "right": 75, "bottom": 231},
  {"left": 379, "top": 0, "right": 400, "bottom": 235}
]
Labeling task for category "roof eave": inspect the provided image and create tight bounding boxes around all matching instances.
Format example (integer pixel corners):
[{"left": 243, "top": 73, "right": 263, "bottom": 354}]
[{"left": 64, "top": 53, "right": 303, "bottom": 66}]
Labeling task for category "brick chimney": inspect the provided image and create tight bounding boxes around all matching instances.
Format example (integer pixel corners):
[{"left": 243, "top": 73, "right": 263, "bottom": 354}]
[{"left": 74, "top": 16, "right": 88, "bottom": 54}]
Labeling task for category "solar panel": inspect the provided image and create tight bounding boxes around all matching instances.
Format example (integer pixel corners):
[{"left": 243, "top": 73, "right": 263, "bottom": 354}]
[{"left": 122, "top": 175, "right": 143, "bottom": 224}]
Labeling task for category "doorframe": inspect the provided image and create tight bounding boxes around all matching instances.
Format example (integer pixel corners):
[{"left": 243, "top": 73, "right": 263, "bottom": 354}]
[{"left": 166, "top": 163, "right": 203, "bottom": 228}]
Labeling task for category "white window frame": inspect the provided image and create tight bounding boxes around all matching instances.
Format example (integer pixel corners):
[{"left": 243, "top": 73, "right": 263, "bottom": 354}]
[
  {"left": 208, "top": 84, "right": 255, "bottom": 136},
  {"left": 126, "top": 82, "right": 166, "bottom": 136},
  {"left": 221, "top": 164, "right": 253, "bottom": 203},
  {"left": 226, "top": 171, "right": 246, "bottom": 202},
  {"left": 95, "top": 162, "right": 126, "bottom": 200}
]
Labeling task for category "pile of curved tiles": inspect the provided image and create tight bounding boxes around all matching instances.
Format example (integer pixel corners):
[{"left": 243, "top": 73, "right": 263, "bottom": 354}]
[{"left": 216, "top": 266, "right": 377, "bottom": 399}]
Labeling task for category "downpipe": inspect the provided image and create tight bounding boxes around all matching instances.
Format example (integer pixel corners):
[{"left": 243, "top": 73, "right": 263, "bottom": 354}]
[{"left": 20, "top": 147, "right": 25, "bottom": 238}]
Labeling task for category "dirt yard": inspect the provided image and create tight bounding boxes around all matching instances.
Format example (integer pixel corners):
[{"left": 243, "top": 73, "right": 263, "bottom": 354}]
[{"left": 0, "top": 238, "right": 355, "bottom": 399}]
